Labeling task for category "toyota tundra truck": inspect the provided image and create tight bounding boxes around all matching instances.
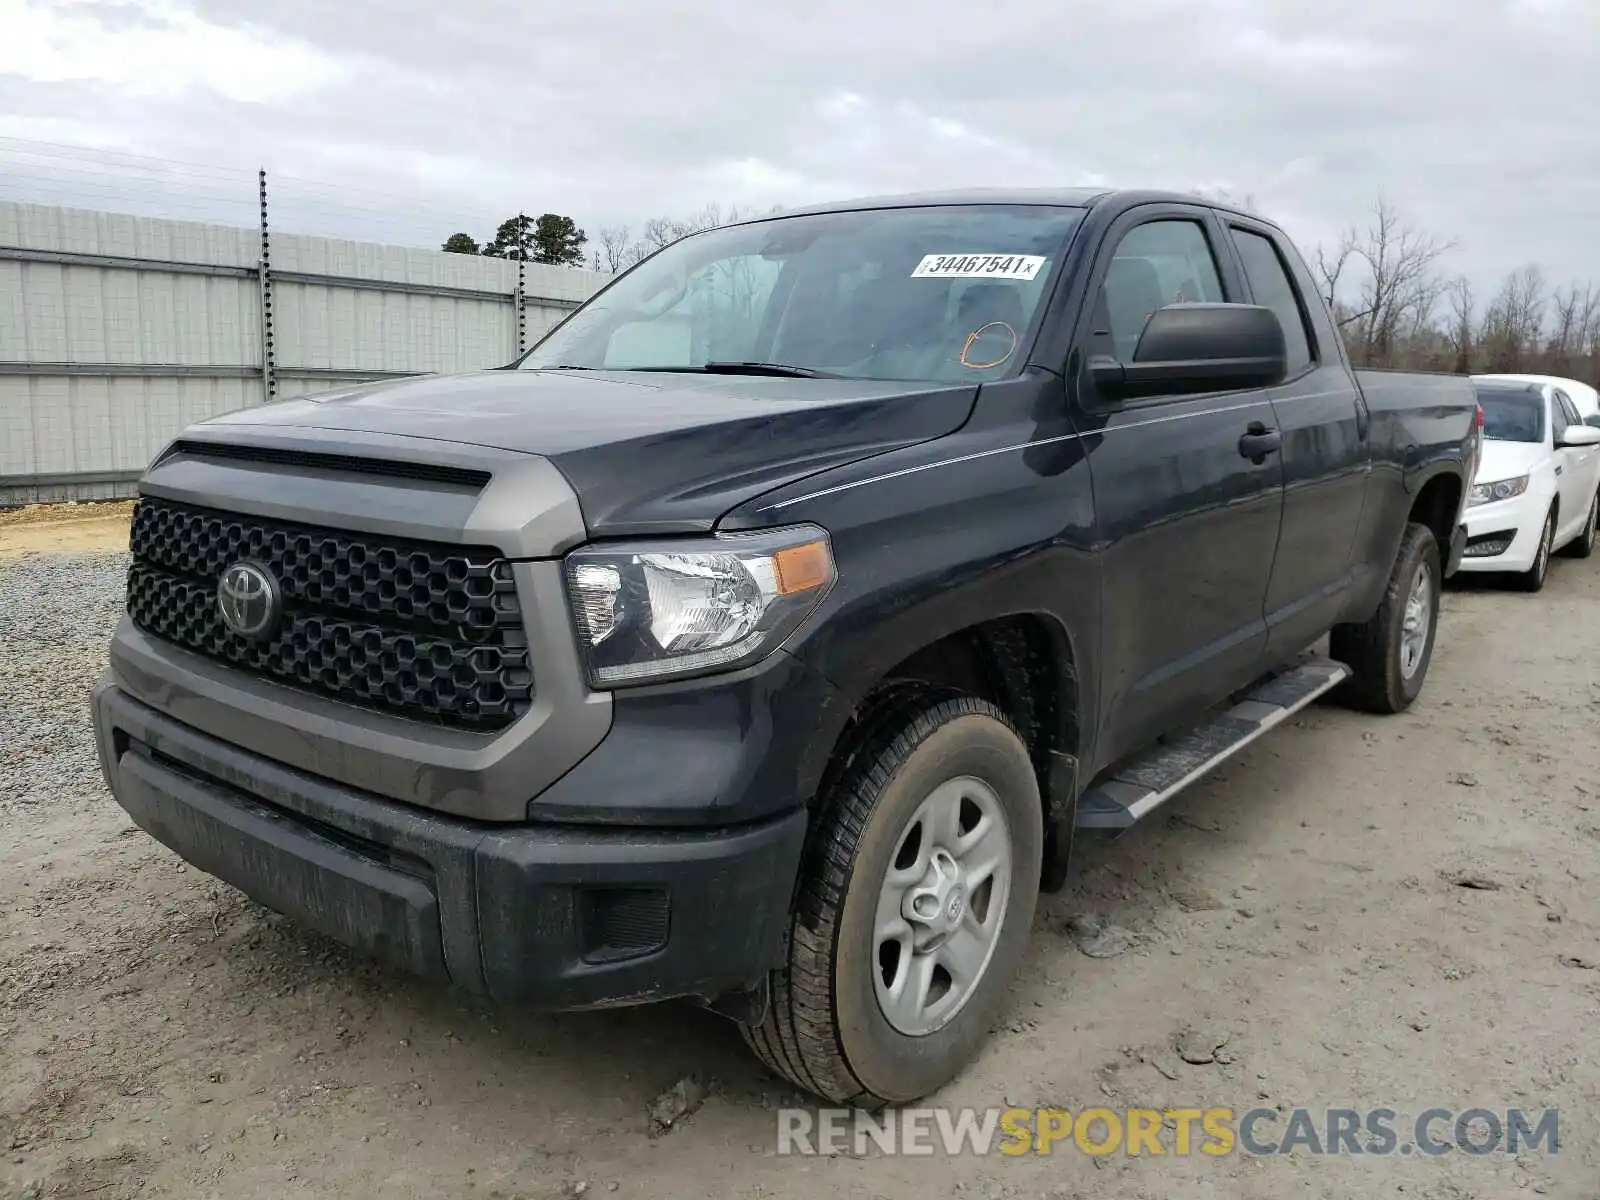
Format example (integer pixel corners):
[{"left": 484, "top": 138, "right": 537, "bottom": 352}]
[{"left": 92, "top": 188, "right": 1480, "bottom": 1106}]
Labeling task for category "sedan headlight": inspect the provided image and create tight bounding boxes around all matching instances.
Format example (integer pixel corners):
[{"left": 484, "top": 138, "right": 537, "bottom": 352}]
[
  {"left": 565, "top": 525, "right": 836, "bottom": 686},
  {"left": 1468, "top": 474, "right": 1529, "bottom": 506}
]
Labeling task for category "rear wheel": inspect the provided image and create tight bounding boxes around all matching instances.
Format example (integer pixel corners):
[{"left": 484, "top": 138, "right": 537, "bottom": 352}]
[
  {"left": 1518, "top": 507, "right": 1555, "bottom": 591},
  {"left": 1559, "top": 492, "right": 1597, "bottom": 559},
  {"left": 1330, "top": 521, "right": 1441, "bottom": 714},
  {"left": 742, "top": 691, "right": 1043, "bottom": 1106}
]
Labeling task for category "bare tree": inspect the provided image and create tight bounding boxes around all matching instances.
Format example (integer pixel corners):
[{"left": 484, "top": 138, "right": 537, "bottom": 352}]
[
  {"left": 1544, "top": 283, "right": 1597, "bottom": 377},
  {"left": 1444, "top": 277, "right": 1475, "bottom": 375},
  {"left": 1313, "top": 230, "right": 1358, "bottom": 310},
  {"left": 637, "top": 202, "right": 783, "bottom": 253},
  {"left": 1345, "top": 199, "right": 1458, "bottom": 367},
  {"left": 1478, "top": 265, "right": 1548, "bottom": 373},
  {"left": 594, "top": 225, "right": 650, "bottom": 273},
  {"left": 584, "top": 204, "right": 782, "bottom": 272}
]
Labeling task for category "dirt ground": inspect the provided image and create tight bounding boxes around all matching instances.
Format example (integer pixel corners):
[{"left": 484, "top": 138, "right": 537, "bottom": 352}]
[
  {"left": 2, "top": 518, "right": 1598, "bottom": 1200},
  {"left": 0, "top": 503, "right": 133, "bottom": 561}
]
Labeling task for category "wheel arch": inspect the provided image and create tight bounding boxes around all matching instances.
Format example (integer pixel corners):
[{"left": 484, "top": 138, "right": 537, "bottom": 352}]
[
  {"left": 1407, "top": 470, "right": 1462, "bottom": 552},
  {"left": 811, "top": 612, "right": 1084, "bottom": 894}
]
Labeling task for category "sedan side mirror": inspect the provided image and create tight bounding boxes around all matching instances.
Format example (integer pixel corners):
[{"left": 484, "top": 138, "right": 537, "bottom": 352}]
[
  {"left": 1090, "top": 303, "right": 1288, "bottom": 400},
  {"left": 1558, "top": 423, "right": 1600, "bottom": 448}
]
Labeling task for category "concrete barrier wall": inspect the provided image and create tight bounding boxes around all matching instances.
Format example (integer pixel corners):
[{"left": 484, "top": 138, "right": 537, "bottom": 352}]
[{"left": 0, "top": 200, "right": 609, "bottom": 503}]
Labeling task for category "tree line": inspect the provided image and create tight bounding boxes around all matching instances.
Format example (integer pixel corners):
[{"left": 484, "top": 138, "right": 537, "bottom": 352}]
[
  {"left": 1201, "top": 189, "right": 1598, "bottom": 385},
  {"left": 442, "top": 203, "right": 782, "bottom": 270},
  {"left": 445, "top": 194, "right": 1598, "bottom": 389},
  {"left": 1311, "top": 198, "right": 1597, "bottom": 386},
  {"left": 442, "top": 214, "right": 588, "bottom": 265}
]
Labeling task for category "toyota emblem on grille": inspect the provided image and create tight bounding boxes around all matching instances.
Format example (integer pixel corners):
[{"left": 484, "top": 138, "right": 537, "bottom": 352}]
[{"left": 217, "top": 560, "right": 282, "bottom": 640}]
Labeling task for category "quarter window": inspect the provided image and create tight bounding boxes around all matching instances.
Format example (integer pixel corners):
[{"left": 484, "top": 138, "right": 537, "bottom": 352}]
[{"left": 1230, "top": 228, "right": 1314, "bottom": 375}]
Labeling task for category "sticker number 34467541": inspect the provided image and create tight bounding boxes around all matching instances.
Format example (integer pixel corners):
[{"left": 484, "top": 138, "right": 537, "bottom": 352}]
[{"left": 910, "top": 253, "right": 1047, "bottom": 280}]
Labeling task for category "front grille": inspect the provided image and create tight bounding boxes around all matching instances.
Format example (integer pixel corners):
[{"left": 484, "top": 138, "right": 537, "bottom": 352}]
[{"left": 125, "top": 497, "right": 533, "bottom": 730}]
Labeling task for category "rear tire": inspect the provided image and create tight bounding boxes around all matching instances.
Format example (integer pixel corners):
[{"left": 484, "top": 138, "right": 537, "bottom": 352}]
[
  {"left": 1559, "top": 492, "right": 1597, "bottom": 559},
  {"left": 1330, "top": 521, "right": 1441, "bottom": 714},
  {"left": 1518, "top": 507, "right": 1555, "bottom": 591},
  {"left": 741, "top": 690, "right": 1043, "bottom": 1106}
]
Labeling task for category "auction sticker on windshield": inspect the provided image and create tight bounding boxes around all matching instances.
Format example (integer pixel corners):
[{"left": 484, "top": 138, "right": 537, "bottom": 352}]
[{"left": 911, "top": 254, "right": 1047, "bottom": 280}]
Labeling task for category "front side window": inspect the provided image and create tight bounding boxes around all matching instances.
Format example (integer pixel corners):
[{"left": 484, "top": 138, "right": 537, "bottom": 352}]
[
  {"left": 520, "top": 205, "right": 1085, "bottom": 385},
  {"left": 1093, "top": 219, "right": 1225, "bottom": 361},
  {"left": 1475, "top": 388, "right": 1547, "bottom": 444},
  {"left": 1549, "top": 392, "right": 1570, "bottom": 441}
]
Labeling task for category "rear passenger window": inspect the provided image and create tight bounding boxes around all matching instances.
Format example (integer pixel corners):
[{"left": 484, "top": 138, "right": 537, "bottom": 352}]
[
  {"left": 1230, "top": 229, "right": 1314, "bottom": 376},
  {"left": 1095, "top": 220, "right": 1224, "bottom": 361}
]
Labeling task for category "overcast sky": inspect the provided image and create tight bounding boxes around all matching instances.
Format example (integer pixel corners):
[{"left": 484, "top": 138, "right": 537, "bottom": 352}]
[{"left": 2, "top": 0, "right": 1597, "bottom": 297}]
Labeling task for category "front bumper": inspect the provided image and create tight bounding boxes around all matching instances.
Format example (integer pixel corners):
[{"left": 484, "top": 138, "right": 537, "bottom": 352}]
[
  {"left": 1456, "top": 492, "right": 1546, "bottom": 573},
  {"left": 93, "top": 681, "right": 808, "bottom": 1007}
]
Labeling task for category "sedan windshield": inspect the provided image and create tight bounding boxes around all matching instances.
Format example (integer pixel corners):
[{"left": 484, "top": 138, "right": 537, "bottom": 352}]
[
  {"left": 518, "top": 204, "right": 1085, "bottom": 385},
  {"left": 1475, "top": 388, "right": 1546, "bottom": 444}
]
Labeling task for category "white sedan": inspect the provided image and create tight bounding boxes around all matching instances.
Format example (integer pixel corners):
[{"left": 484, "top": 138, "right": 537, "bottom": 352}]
[
  {"left": 1474, "top": 371, "right": 1600, "bottom": 425},
  {"left": 1458, "top": 377, "right": 1600, "bottom": 590}
]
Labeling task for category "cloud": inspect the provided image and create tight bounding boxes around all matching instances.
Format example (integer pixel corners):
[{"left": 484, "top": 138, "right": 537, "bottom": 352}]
[
  {"left": 0, "top": 0, "right": 1595, "bottom": 296},
  {"left": 0, "top": 0, "right": 341, "bottom": 103}
]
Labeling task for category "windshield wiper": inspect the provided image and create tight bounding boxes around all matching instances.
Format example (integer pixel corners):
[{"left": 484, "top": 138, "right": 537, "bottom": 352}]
[
  {"left": 637, "top": 361, "right": 838, "bottom": 379},
  {"left": 703, "top": 361, "right": 837, "bottom": 378}
]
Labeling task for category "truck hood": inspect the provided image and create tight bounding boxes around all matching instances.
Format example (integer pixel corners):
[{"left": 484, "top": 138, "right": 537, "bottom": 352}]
[
  {"left": 203, "top": 368, "right": 979, "bottom": 535},
  {"left": 1476, "top": 439, "right": 1548, "bottom": 484}
]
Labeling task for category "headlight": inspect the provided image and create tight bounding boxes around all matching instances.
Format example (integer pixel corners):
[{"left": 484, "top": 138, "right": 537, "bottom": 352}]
[
  {"left": 564, "top": 525, "right": 836, "bottom": 686},
  {"left": 1468, "top": 474, "right": 1529, "bottom": 506}
]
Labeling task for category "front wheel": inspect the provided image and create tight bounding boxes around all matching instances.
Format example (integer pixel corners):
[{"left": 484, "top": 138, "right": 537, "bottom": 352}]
[
  {"left": 1518, "top": 507, "right": 1555, "bottom": 591},
  {"left": 742, "top": 691, "right": 1043, "bottom": 1106},
  {"left": 1330, "top": 521, "right": 1442, "bottom": 714}
]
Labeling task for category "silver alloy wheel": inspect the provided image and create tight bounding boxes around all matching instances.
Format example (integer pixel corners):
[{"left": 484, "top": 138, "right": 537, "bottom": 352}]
[
  {"left": 1399, "top": 560, "right": 1433, "bottom": 680},
  {"left": 1535, "top": 515, "right": 1552, "bottom": 579},
  {"left": 873, "top": 776, "right": 1013, "bottom": 1037},
  {"left": 1585, "top": 498, "right": 1597, "bottom": 550}
]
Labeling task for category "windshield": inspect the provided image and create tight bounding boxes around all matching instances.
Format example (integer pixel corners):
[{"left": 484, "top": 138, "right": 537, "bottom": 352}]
[
  {"left": 518, "top": 204, "right": 1085, "bottom": 384},
  {"left": 1475, "top": 388, "right": 1546, "bottom": 444}
]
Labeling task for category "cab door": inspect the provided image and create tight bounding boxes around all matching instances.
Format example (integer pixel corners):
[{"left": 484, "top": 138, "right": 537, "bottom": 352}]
[
  {"left": 1220, "top": 219, "right": 1372, "bottom": 657},
  {"left": 1070, "top": 204, "right": 1285, "bottom": 770}
]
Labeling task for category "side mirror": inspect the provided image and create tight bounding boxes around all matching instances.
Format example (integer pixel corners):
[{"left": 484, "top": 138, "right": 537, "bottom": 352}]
[
  {"left": 1090, "top": 303, "right": 1288, "bottom": 399},
  {"left": 1558, "top": 423, "right": 1600, "bottom": 448}
]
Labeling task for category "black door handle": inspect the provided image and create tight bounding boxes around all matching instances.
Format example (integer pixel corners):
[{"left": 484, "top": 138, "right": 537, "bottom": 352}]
[{"left": 1239, "top": 421, "right": 1282, "bottom": 463}]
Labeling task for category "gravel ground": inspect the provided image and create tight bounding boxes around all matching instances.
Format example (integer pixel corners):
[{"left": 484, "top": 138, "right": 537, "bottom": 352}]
[
  {"left": 0, "top": 552, "right": 128, "bottom": 817},
  {"left": 2, "top": 543, "right": 1599, "bottom": 1200}
]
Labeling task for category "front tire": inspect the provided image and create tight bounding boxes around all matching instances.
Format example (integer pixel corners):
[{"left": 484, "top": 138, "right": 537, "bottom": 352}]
[
  {"left": 1330, "top": 521, "right": 1442, "bottom": 714},
  {"left": 742, "top": 691, "right": 1043, "bottom": 1106},
  {"left": 1518, "top": 507, "right": 1555, "bottom": 591},
  {"left": 1559, "top": 492, "right": 1597, "bottom": 559}
]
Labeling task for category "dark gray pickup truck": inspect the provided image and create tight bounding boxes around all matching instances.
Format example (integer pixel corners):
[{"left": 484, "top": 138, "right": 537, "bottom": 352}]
[{"left": 93, "top": 188, "right": 1481, "bottom": 1105}]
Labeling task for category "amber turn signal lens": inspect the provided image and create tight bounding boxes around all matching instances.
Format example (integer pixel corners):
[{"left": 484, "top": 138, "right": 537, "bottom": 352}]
[{"left": 772, "top": 540, "right": 834, "bottom": 595}]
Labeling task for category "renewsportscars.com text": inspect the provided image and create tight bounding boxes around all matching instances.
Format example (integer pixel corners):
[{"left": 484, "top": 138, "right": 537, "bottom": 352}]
[{"left": 776, "top": 1106, "right": 1560, "bottom": 1158}]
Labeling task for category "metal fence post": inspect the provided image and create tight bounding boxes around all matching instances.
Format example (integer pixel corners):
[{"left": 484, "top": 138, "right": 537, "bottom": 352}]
[
  {"left": 258, "top": 168, "right": 276, "bottom": 403},
  {"left": 514, "top": 211, "right": 528, "bottom": 358}
]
